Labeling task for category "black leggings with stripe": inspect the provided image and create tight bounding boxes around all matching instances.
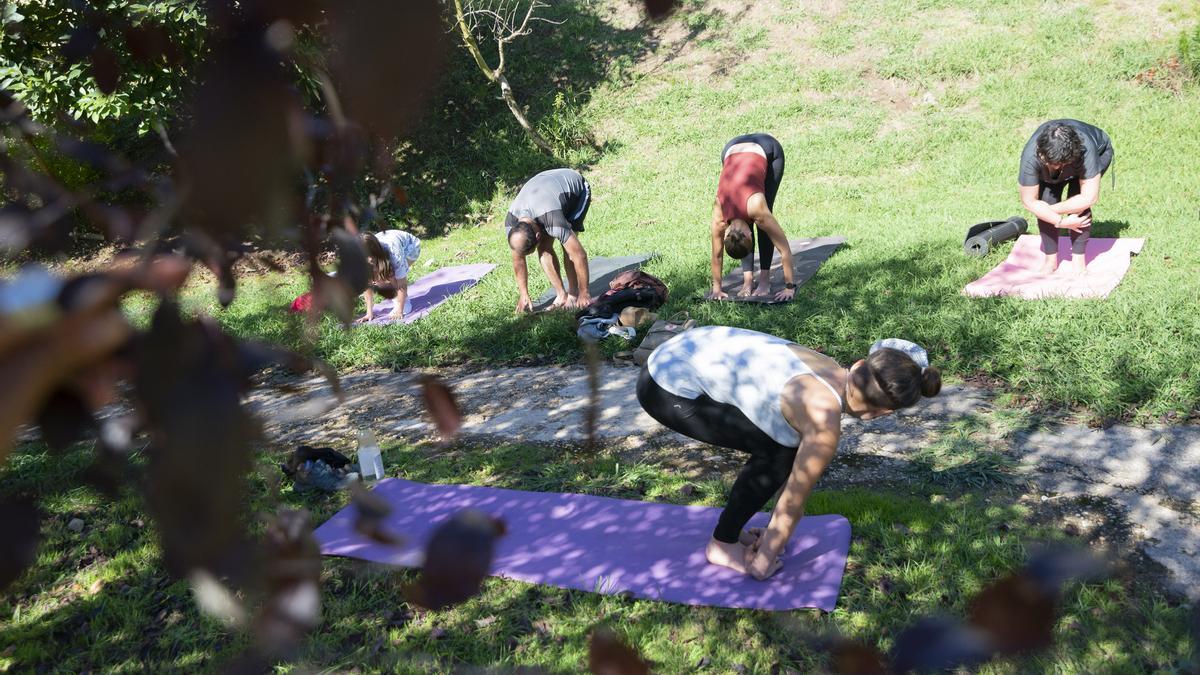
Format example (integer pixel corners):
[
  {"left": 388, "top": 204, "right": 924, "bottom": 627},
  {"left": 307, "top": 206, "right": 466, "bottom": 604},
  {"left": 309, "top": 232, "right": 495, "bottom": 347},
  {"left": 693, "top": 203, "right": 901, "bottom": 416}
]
[
  {"left": 722, "top": 133, "right": 785, "bottom": 275},
  {"left": 636, "top": 366, "right": 797, "bottom": 543}
]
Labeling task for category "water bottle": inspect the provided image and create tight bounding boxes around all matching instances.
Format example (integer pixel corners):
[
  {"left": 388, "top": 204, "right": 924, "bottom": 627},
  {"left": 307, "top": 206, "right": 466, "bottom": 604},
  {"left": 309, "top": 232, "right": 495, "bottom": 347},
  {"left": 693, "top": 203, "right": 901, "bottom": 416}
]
[{"left": 356, "top": 429, "right": 384, "bottom": 481}]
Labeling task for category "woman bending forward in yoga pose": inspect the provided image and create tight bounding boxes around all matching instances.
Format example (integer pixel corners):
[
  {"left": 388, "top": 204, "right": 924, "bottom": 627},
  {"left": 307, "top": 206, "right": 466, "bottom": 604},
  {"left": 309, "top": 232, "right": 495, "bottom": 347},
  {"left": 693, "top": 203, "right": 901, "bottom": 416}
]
[{"left": 637, "top": 326, "right": 941, "bottom": 579}]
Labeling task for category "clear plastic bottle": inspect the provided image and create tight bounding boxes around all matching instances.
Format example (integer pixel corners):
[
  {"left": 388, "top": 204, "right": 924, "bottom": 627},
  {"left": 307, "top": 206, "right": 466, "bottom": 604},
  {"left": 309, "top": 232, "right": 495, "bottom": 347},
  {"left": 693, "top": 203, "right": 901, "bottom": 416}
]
[{"left": 356, "top": 429, "right": 384, "bottom": 480}]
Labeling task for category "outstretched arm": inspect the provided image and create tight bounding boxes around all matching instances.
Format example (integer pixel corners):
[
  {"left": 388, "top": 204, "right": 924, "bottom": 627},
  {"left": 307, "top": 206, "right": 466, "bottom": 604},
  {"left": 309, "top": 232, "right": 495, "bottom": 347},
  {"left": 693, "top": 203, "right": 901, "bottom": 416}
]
[
  {"left": 388, "top": 277, "right": 409, "bottom": 319},
  {"left": 747, "top": 392, "right": 841, "bottom": 579},
  {"left": 511, "top": 250, "right": 533, "bottom": 314},
  {"left": 709, "top": 201, "right": 728, "bottom": 299}
]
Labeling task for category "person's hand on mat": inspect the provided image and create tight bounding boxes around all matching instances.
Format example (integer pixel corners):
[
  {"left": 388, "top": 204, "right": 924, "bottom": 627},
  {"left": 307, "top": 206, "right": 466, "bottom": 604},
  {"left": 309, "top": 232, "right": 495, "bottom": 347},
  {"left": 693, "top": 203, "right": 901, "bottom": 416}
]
[
  {"left": 773, "top": 287, "right": 795, "bottom": 302},
  {"left": 745, "top": 548, "right": 783, "bottom": 581},
  {"left": 706, "top": 288, "right": 729, "bottom": 301},
  {"left": 738, "top": 527, "right": 765, "bottom": 547},
  {"left": 514, "top": 295, "right": 533, "bottom": 314}
]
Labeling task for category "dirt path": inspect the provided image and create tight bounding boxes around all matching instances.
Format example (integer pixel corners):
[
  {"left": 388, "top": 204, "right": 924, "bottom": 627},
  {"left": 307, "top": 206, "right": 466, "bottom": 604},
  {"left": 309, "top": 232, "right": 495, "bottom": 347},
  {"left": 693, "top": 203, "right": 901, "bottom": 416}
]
[{"left": 248, "top": 364, "right": 1200, "bottom": 598}]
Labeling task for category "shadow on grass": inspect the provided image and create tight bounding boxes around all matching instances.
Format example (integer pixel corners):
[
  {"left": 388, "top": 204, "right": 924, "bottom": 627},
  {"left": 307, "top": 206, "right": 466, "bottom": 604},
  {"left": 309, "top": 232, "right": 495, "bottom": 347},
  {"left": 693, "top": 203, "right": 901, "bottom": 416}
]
[
  {"left": 389, "top": 1, "right": 733, "bottom": 236},
  {"left": 1, "top": 441, "right": 1191, "bottom": 672},
  {"left": 1088, "top": 219, "right": 1131, "bottom": 238}
]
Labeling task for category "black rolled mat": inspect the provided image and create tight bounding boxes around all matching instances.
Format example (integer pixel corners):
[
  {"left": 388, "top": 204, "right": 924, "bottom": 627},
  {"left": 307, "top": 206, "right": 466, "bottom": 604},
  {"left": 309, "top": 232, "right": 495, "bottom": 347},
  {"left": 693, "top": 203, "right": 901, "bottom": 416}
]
[
  {"left": 531, "top": 253, "right": 657, "bottom": 312},
  {"left": 964, "top": 216, "right": 1028, "bottom": 257},
  {"left": 701, "top": 236, "right": 846, "bottom": 304}
]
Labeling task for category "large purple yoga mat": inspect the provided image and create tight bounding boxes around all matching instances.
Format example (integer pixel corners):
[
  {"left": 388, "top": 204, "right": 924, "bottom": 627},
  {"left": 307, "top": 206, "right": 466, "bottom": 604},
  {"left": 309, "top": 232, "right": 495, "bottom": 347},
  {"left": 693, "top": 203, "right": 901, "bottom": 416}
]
[
  {"left": 357, "top": 263, "right": 496, "bottom": 325},
  {"left": 314, "top": 478, "right": 852, "bottom": 611}
]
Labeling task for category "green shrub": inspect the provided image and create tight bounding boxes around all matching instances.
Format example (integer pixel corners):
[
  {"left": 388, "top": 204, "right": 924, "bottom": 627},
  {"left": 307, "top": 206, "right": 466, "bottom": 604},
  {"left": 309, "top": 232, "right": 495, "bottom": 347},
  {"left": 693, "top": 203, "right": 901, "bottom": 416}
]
[{"left": 1180, "top": 23, "right": 1200, "bottom": 78}]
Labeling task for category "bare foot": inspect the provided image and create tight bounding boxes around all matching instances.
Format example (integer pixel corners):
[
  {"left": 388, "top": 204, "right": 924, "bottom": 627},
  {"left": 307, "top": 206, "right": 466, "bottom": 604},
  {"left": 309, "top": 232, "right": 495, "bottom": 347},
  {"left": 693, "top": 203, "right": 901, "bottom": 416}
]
[
  {"left": 1070, "top": 255, "right": 1087, "bottom": 276},
  {"left": 736, "top": 283, "right": 753, "bottom": 298},
  {"left": 1038, "top": 255, "right": 1059, "bottom": 275},
  {"left": 753, "top": 283, "right": 771, "bottom": 297},
  {"left": 705, "top": 537, "right": 750, "bottom": 574}
]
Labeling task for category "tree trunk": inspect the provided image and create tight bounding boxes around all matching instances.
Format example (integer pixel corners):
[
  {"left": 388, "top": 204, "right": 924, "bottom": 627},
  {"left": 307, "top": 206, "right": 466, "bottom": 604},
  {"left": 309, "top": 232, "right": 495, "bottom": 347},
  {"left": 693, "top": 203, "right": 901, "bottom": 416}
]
[
  {"left": 451, "top": 0, "right": 558, "bottom": 157},
  {"left": 497, "top": 74, "right": 556, "bottom": 155}
]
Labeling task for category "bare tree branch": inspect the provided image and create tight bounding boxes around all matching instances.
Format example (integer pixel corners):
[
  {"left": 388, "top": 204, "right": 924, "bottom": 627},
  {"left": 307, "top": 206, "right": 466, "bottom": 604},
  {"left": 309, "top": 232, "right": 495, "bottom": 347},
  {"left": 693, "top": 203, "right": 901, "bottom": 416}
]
[{"left": 448, "top": 0, "right": 559, "bottom": 156}]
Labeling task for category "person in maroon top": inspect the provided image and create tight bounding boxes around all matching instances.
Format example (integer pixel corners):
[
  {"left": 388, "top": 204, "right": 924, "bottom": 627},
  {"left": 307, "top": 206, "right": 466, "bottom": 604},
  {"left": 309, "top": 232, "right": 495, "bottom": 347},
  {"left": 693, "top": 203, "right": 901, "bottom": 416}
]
[{"left": 708, "top": 133, "right": 796, "bottom": 302}]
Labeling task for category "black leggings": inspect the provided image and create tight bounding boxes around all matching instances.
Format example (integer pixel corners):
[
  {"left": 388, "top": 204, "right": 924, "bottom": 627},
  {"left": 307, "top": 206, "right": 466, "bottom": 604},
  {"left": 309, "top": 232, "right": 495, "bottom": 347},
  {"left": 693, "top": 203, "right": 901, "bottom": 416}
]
[
  {"left": 1036, "top": 180, "right": 1092, "bottom": 256},
  {"left": 722, "top": 133, "right": 785, "bottom": 274},
  {"left": 637, "top": 367, "right": 797, "bottom": 544}
]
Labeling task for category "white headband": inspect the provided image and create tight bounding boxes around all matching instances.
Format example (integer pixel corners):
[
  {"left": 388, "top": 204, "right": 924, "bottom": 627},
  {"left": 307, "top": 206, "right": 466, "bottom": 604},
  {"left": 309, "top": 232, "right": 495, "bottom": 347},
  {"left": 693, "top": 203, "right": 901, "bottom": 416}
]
[{"left": 870, "top": 338, "right": 929, "bottom": 371}]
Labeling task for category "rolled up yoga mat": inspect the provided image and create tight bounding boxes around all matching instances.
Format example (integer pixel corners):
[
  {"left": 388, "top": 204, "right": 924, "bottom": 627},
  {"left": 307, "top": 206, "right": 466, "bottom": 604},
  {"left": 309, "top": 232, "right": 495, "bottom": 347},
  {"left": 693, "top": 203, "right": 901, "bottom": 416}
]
[{"left": 963, "top": 216, "right": 1028, "bottom": 257}]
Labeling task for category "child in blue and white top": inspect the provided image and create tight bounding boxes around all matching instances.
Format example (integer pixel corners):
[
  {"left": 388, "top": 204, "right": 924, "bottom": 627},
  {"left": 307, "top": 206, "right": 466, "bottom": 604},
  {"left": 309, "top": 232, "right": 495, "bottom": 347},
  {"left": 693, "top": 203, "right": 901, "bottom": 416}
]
[{"left": 359, "top": 230, "right": 421, "bottom": 323}]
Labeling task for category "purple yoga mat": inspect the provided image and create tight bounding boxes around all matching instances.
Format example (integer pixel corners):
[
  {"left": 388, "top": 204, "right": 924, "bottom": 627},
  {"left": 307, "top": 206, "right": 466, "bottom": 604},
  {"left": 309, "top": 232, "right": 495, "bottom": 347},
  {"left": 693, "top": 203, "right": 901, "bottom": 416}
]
[
  {"left": 314, "top": 478, "right": 852, "bottom": 611},
  {"left": 358, "top": 263, "right": 496, "bottom": 325}
]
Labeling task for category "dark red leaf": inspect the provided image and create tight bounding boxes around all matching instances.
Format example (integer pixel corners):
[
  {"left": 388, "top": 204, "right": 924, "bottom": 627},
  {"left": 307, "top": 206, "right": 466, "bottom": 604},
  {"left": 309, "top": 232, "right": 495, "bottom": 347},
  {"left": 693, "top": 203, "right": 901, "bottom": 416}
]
[
  {"left": 61, "top": 27, "right": 99, "bottom": 64},
  {"left": 583, "top": 342, "right": 600, "bottom": 450},
  {"left": 90, "top": 44, "right": 121, "bottom": 94},
  {"left": 329, "top": 0, "right": 445, "bottom": 140},
  {"left": 967, "top": 574, "right": 1056, "bottom": 654},
  {"left": 0, "top": 498, "right": 41, "bottom": 592},
  {"left": 135, "top": 302, "right": 260, "bottom": 579},
  {"left": 35, "top": 388, "right": 94, "bottom": 452},
  {"left": 332, "top": 227, "right": 369, "bottom": 295},
  {"left": 254, "top": 509, "right": 322, "bottom": 655},
  {"left": 312, "top": 272, "right": 356, "bottom": 324},
  {"left": 830, "top": 640, "right": 887, "bottom": 675},
  {"left": 404, "top": 509, "right": 505, "bottom": 610},
  {"left": 588, "top": 628, "right": 651, "bottom": 675},
  {"left": 348, "top": 481, "right": 403, "bottom": 547},
  {"left": 890, "top": 616, "right": 991, "bottom": 673},
  {"left": 123, "top": 24, "right": 171, "bottom": 64},
  {"left": 418, "top": 374, "right": 461, "bottom": 440},
  {"left": 643, "top": 0, "right": 678, "bottom": 20},
  {"left": 178, "top": 39, "right": 303, "bottom": 238}
]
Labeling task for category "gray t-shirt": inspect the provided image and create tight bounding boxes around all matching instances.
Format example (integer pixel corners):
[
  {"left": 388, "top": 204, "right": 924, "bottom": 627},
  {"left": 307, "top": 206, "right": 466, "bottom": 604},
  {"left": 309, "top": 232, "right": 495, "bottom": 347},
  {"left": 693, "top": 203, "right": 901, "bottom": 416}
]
[
  {"left": 1018, "top": 119, "right": 1112, "bottom": 186},
  {"left": 505, "top": 168, "right": 590, "bottom": 245}
]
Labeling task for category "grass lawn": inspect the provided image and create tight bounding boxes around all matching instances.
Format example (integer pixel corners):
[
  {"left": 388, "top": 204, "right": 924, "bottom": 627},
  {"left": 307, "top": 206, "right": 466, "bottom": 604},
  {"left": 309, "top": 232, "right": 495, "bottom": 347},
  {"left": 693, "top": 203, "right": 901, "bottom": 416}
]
[
  {"left": 0, "top": 438, "right": 1194, "bottom": 673},
  {"left": 132, "top": 0, "right": 1200, "bottom": 422},
  {"left": 7, "top": 0, "right": 1200, "bottom": 672}
]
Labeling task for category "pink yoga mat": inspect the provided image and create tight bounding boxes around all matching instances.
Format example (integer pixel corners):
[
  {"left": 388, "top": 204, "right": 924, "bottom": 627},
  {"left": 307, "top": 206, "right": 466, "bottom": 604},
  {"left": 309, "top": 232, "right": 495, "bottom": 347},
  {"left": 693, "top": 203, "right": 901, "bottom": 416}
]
[
  {"left": 314, "top": 479, "right": 852, "bottom": 611},
  {"left": 358, "top": 263, "right": 496, "bottom": 325},
  {"left": 963, "top": 235, "right": 1144, "bottom": 300}
]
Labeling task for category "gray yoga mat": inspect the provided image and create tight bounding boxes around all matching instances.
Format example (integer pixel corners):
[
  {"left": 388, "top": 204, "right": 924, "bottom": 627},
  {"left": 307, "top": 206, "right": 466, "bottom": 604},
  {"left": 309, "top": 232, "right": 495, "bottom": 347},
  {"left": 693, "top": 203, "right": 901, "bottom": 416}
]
[
  {"left": 532, "top": 253, "right": 656, "bottom": 312},
  {"left": 963, "top": 216, "right": 1028, "bottom": 257},
  {"left": 705, "top": 236, "right": 846, "bottom": 304}
]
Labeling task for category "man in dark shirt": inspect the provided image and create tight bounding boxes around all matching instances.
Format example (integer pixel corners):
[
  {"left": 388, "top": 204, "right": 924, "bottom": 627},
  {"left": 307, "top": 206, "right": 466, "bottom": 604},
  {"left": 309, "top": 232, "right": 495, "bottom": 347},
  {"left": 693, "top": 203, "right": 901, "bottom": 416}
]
[
  {"left": 1018, "top": 119, "right": 1113, "bottom": 275},
  {"left": 504, "top": 168, "right": 592, "bottom": 313}
]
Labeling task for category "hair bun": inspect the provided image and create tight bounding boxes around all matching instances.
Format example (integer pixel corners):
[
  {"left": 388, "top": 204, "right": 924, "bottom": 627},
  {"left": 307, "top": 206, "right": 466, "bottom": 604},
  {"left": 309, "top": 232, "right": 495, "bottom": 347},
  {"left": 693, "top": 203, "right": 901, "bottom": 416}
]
[{"left": 921, "top": 366, "right": 942, "bottom": 398}]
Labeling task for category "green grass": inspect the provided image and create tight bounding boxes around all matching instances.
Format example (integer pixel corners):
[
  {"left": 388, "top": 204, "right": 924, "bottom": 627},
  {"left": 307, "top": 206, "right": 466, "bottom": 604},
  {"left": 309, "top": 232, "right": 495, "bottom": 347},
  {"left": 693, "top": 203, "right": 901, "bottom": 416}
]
[
  {"left": 1, "top": 439, "right": 1193, "bottom": 672},
  {"left": 128, "top": 0, "right": 1200, "bottom": 422}
]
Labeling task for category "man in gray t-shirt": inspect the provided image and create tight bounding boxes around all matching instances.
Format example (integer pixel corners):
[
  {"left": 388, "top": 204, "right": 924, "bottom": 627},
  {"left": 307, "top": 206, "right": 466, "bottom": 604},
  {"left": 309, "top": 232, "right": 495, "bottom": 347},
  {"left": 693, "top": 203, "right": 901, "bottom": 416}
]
[
  {"left": 1017, "top": 119, "right": 1114, "bottom": 275},
  {"left": 504, "top": 168, "right": 592, "bottom": 313}
]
